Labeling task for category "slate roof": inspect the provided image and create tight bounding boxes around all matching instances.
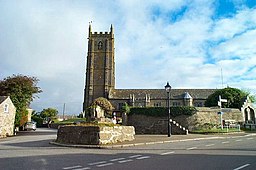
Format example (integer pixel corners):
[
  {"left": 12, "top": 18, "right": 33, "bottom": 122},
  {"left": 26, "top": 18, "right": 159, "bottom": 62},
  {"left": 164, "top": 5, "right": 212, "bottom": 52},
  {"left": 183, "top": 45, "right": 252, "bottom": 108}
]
[
  {"left": 109, "top": 89, "right": 217, "bottom": 100},
  {"left": 0, "top": 96, "right": 8, "bottom": 104}
]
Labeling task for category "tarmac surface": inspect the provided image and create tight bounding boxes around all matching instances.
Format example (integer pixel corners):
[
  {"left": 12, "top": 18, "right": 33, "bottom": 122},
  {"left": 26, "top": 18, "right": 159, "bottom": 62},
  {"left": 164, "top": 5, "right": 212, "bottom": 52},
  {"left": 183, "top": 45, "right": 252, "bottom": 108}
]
[{"left": 50, "top": 132, "right": 251, "bottom": 149}]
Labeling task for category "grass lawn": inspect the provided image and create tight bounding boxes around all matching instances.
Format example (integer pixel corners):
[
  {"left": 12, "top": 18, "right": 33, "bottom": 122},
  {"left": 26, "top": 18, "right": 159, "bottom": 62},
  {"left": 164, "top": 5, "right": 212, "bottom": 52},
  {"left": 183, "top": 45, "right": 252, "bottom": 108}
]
[
  {"left": 191, "top": 127, "right": 241, "bottom": 134},
  {"left": 57, "top": 118, "right": 87, "bottom": 124}
]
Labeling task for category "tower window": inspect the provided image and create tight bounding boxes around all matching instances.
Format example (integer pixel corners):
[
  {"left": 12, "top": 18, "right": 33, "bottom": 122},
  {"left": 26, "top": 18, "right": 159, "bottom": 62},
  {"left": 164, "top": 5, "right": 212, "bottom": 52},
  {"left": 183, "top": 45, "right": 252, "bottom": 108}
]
[{"left": 98, "top": 41, "right": 103, "bottom": 50}]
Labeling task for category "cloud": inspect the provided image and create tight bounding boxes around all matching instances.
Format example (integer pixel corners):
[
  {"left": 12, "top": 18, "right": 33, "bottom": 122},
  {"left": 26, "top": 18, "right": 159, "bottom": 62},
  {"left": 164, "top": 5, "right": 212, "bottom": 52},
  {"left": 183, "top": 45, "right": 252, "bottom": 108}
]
[{"left": 1, "top": 0, "right": 256, "bottom": 115}]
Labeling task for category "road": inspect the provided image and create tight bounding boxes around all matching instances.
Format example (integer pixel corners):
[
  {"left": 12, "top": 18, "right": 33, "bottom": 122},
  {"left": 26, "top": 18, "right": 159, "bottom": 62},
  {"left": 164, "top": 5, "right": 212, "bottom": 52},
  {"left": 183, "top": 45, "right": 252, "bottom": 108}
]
[{"left": 0, "top": 128, "right": 256, "bottom": 170}]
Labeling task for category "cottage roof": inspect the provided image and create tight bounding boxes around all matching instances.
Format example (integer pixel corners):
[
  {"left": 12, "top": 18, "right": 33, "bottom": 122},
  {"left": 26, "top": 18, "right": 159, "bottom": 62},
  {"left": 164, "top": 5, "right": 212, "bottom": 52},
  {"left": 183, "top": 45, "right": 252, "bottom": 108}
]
[
  {"left": 0, "top": 96, "right": 8, "bottom": 104},
  {"left": 109, "top": 89, "right": 217, "bottom": 100}
]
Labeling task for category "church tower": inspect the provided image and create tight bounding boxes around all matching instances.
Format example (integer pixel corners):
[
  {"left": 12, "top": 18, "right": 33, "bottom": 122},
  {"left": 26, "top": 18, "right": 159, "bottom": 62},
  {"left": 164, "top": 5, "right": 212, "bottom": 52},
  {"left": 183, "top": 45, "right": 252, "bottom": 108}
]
[{"left": 83, "top": 24, "right": 115, "bottom": 111}]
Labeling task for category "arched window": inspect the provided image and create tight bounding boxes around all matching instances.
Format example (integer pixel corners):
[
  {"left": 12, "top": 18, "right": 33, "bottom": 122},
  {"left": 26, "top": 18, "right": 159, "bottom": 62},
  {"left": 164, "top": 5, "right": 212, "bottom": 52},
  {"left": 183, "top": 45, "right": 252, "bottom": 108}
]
[{"left": 98, "top": 41, "right": 103, "bottom": 50}]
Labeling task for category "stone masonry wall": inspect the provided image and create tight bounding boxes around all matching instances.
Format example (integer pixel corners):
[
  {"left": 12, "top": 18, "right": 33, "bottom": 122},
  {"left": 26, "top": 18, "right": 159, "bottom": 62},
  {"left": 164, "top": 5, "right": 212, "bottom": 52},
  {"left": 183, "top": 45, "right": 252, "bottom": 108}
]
[
  {"left": 56, "top": 125, "right": 135, "bottom": 145},
  {"left": 0, "top": 97, "right": 16, "bottom": 138},
  {"left": 186, "top": 107, "right": 243, "bottom": 131},
  {"left": 127, "top": 115, "right": 188, "bottom": 135},
  {"left": 127, "top": 107, "right": 243, "bottom": 134}
]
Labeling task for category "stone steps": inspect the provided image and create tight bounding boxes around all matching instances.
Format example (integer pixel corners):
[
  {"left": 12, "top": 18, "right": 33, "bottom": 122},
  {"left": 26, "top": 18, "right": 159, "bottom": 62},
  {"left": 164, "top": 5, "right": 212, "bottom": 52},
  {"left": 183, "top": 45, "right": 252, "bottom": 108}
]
[{"left": 170, "top": 119, "right": 188, "bottom": 135}]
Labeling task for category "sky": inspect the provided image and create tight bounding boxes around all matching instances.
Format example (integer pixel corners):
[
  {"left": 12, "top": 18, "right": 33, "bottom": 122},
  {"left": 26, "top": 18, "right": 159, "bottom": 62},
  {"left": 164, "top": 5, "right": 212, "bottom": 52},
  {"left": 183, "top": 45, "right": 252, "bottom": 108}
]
[{"left": 0, "top": 0, "right": 256, "bottom": 115}]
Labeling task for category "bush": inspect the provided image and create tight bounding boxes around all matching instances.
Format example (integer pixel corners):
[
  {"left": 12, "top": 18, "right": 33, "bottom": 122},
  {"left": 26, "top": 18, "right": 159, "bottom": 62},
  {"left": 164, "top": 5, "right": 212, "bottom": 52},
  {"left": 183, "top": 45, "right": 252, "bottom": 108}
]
[
  {"left": 129, "top": 106, "right": 197, "bottom": 117},
  {"left": 31, "top": 114, "right": 43, "bottom": 127}
]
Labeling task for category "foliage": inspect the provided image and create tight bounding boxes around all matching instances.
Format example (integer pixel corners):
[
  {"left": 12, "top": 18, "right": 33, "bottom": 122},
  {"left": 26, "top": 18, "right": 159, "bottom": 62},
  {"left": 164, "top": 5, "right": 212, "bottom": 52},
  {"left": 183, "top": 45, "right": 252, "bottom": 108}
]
[
  {"left": 121, "top": 102, "right": 130, "bottom": 113},
  {"left": 66, "top": 121, "right": 118, "bottom": 127},
  {"left": 205, "top": 87, "right": 249, "bottom": 109},
  {"left": 91, "top": 97, "right": 114, "bottom": 116},
  {"left": 40, "top": 108, "right": 58, "bottom": 119},
  {"left": 129, "top": 106, "right": 197, "bottom": 117},
  {"left": 31, "top": 111, "right": 44, "bottom": 127},
  {"left": 0, "top": 74, "right": 42, "bottom": 126},
  {"left": 241, "top": 89, "right": 256, "bottom": 103}
]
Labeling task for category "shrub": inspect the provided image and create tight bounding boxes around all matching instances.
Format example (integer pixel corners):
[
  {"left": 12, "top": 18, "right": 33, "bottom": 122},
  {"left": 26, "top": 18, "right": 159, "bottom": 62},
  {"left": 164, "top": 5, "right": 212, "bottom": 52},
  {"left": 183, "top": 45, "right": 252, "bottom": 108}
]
[{"left": 129, "top": 106, "right": 197, "bottom": 117}]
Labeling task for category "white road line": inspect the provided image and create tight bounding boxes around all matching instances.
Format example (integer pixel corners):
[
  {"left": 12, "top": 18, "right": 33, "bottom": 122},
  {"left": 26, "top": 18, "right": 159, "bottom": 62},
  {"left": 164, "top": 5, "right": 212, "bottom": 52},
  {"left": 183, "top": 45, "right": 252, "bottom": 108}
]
[
  {"left": 129, "top": 155, "right": 142, "bottom": 158},
  {"left": 186, "top": 147, "right": 197, "bottom": 150},
  {"left": 236, "top": 139, "right": 243, "bottom": 142},
  {"left": 118, "top": 159, "right": 133, "bottom": 163},
  {"left": 247, "top": 138, "right": 253, "bottom": 140},
  {"left": 96, "top": 163, "right": 113, "bottom": 167},
  {"left": 160, "top": 151, "right": 175, "bottom": 155},
  {"left": 63, "top": 165, "right": 83, "bottom": 169},
  {"left": 110, "top": 158, "right": 126, "bottom": 162},
  {"left": 73, "top": 167, "right": 91, "bottom": 170},
  {"left": 233, "top": 163, "right": 250, "bottom": 170},
  {"left": 222, "top": 141, "right": 230, "bottom": 144},
  {"left": 205, "top": 144, "right": 215, "bottom": 147},
  {"left": 136, "top": 156, "right": 151, "bottom": 160},
  {"left": 88, "top": 161, "right": 107, "bottom": 166}
]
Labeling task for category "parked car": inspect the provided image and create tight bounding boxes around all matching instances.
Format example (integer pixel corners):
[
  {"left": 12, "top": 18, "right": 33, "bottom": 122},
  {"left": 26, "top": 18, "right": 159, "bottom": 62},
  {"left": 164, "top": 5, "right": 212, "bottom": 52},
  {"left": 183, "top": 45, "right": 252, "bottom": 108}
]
[{"left": 24, "top": 122, "right": 36, "bottom": 131}]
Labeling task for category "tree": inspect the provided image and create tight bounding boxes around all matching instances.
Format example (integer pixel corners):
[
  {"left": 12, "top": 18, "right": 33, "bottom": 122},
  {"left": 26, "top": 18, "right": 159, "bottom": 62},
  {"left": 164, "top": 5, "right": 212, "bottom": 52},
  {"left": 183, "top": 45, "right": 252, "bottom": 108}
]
[
  {"left": 205, "top": 87, "right": 249, "bottom": 109},
  {"left": 31, "top": 110, "right": 44, "bottom": 127},
  {"left": 121, "top": 102, "right": 130, "bottom": 114},
  {"left": 0, "top": 74, "right": 42, "bottom": 126},
  {"left": 91, "top": 97, "right": 114, "bottom": 117},
  {"left": 40, "top": 108, "right": 58, "bottom": 119}
]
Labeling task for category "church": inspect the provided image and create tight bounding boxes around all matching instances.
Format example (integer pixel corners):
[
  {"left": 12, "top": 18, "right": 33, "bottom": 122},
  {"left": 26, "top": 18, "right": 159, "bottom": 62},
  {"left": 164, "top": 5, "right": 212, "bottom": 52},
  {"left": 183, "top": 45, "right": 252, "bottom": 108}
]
[{"left": 83, "top": 25, "right": 217, "bottom": 112}]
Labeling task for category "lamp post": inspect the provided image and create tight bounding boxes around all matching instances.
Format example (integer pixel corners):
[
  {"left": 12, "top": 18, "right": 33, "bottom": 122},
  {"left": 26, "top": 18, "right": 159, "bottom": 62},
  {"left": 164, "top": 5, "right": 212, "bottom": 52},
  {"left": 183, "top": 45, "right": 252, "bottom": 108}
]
[{"left": 165, "top": 82, "right": 171, "bottom": 137}]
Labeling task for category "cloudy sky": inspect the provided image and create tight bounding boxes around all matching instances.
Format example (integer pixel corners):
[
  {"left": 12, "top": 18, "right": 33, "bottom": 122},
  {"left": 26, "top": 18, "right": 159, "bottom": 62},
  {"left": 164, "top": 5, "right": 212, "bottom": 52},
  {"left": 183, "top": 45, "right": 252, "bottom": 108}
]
[{"left": 1, "top": 0, "right": 256, "bottom": 115}]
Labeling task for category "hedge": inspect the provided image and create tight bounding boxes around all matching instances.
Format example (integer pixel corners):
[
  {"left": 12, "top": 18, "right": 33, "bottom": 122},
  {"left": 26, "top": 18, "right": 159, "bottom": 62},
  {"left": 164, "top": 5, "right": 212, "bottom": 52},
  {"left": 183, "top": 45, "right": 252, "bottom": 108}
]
[{"left": 129, "top": 106, "right": 197, "bottom": 117}]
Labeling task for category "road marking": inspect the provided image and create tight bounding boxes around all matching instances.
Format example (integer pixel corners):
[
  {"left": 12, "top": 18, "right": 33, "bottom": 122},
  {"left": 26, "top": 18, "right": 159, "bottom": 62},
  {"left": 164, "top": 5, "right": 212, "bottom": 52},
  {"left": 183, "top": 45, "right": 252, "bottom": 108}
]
[
  {"left": 233, "top": 163, "right": 250, "bottom": 170},
  {"left": 186, "top": 147, "right": 197, "bottom": 150},
  {"left": 222, "top": 141, "right": 230, "bottom": 144},
  {"left": 110, "top": 158, "right": 126, "bottom": 162},
  {"left": 205, "top": 144, "right": 215, "bottom": 147},
  {"left": 129, "top": 155, "right": 142, "bottom": 158},
  {"left": 236, "top": 139, "right": 242, "bottom": 142},
  {"left": 247, "top": 138, "right": 253, "bottom": 140},
  {"left": 63, "top": 165, "right": 82, "bottom": 169},
  {"left": 73, "top": 167, "right": 91, "bottom": 170},
  {"left": 88, "top": 161, "right": 107, "bottom": 166},
  {"left": 160, "top": 151, "right": 175, "bottom": 155},
  {"left": 136, "top": 156, "right": 151, "bottom": 160},
  {"left": 118, "top": 159, "right": 133, "bottom": 163},
  {"left": 96, "top": 163, "right": 113, "bottom": 167}
]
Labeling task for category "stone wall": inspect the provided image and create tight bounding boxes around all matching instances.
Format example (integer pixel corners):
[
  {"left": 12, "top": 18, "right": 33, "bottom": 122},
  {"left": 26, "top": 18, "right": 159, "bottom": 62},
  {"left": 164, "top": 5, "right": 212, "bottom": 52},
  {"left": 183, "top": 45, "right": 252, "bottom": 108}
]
[
  {"left": 127, "top": 115, "right": 188, "bottom": 135},
  {"left": 0, "top": 97, "right": 16, "bottom": 138},
  {"left": 56, "top": 125, "right": 135, "bottom": 145},
  {"left": 127, "top": 107, "right": 243, "bottom": 134},
  {"left": 186, "top": 107, "right": 243, "bottom": 131}
]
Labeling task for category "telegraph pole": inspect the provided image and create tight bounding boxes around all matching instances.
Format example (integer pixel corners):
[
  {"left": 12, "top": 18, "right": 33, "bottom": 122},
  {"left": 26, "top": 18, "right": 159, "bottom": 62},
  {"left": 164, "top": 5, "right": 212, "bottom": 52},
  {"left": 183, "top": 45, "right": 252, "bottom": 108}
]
[{"left": 63, "top": 103, "right": 66, "bottom": 120}]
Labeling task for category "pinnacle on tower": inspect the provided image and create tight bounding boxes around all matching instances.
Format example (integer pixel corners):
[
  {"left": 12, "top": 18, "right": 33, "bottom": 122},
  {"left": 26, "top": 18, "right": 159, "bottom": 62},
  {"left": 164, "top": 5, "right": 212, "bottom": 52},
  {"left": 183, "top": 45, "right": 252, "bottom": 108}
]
[
  {"left": 110, "top": 24, "right": 114, "bottom": 33},
  {"left": 88, "top": 21, "right": 92, "bottom": 37}
]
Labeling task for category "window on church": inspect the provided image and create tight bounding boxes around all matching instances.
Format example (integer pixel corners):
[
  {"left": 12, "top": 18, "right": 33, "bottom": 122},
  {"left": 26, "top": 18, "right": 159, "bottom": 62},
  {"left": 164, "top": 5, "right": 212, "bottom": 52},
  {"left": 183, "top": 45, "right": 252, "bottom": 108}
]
[
  {"left": 173, "top": 102, "right": 180, "bottom": 106},
  {"left": 98, "top": 41, "right": 103, "bottom": 50},
  {"left": 154, "top": 102, "right": 161, "bottom": 107},
  {"left": 118, "top": 103, "right": 124, "bottom": 110},
  {"left": 195, "top": 102, "right": 203, "bottom": 107}
]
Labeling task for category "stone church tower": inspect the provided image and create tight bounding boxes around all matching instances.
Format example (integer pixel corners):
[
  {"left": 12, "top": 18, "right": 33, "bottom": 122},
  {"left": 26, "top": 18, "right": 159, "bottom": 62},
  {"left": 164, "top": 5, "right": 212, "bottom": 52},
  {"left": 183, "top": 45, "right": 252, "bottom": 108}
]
[{"left": 83, "top": 24, "right": 115, "bottom": 111}]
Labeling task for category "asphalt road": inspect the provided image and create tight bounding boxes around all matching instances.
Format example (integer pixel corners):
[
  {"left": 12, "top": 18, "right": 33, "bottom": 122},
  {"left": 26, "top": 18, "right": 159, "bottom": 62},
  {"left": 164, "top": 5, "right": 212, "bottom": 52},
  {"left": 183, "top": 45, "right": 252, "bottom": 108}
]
[{"left": 0, "top": 128, "right": 256, "bottom": 170}]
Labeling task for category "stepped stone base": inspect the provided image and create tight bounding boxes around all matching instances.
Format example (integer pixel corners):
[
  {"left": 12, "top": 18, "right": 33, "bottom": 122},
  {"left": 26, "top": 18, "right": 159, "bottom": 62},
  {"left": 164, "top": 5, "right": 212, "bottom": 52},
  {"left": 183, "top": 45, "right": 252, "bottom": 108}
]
[{"left": 56, "top": 125, "right": 135, "bottom": 145}]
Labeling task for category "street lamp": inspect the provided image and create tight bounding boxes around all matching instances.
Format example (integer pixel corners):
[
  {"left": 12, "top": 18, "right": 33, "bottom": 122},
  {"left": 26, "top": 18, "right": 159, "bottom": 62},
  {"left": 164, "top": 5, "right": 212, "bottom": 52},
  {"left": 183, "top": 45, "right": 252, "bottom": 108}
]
[{"left": 165, "top": 82, "right": 171, "bottom": 137}]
